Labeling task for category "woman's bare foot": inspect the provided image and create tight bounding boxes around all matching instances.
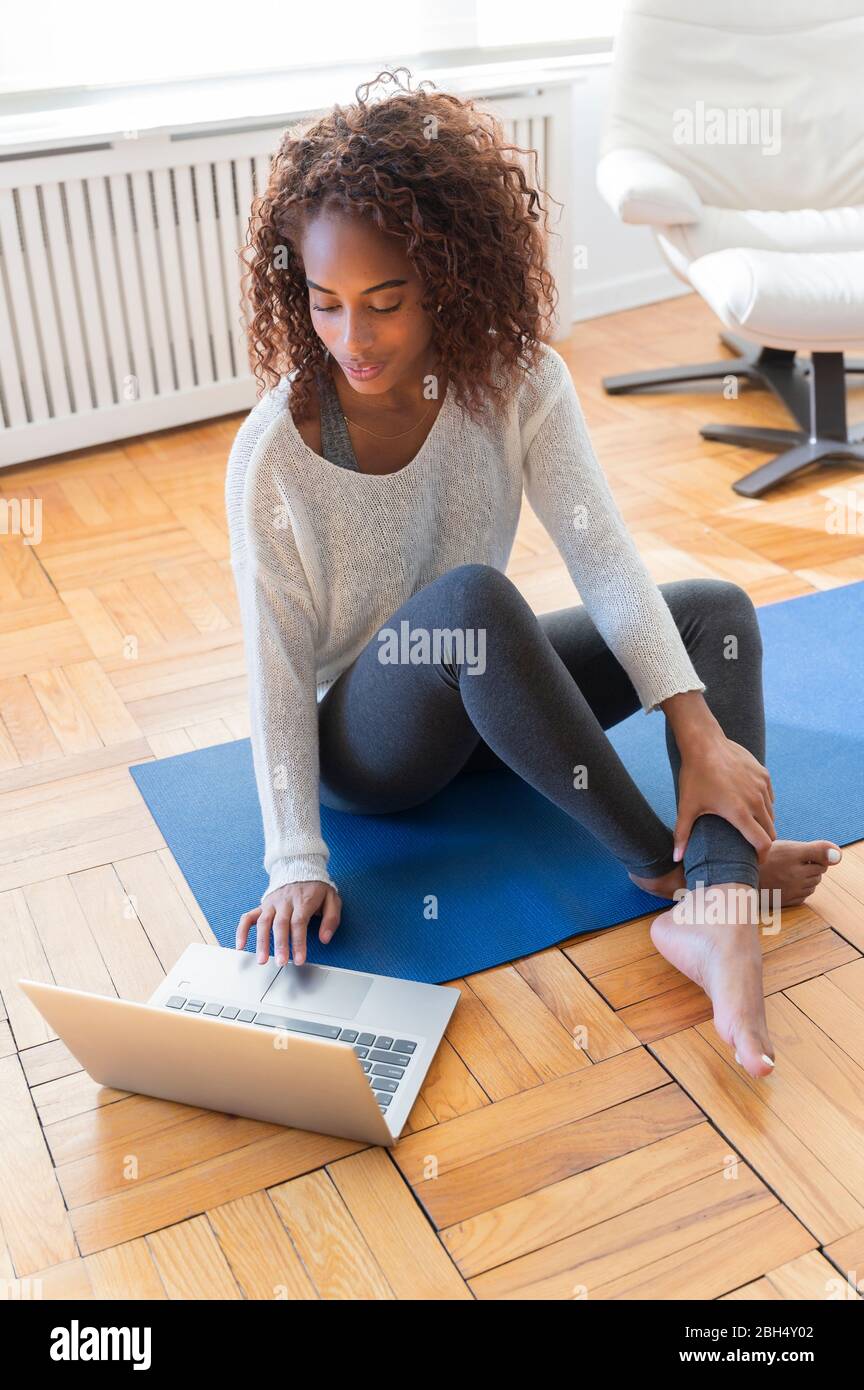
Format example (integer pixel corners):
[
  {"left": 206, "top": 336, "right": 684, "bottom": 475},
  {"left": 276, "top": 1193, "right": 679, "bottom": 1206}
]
[
  {"left": 629, "top": 839, "right": 842, "bottom": 905},
  {"left": 649, "top": 884, "right": 775, "bottom": 1078},
  {"left": 757, "top": 839, "right": 842, "bottom": 904}
]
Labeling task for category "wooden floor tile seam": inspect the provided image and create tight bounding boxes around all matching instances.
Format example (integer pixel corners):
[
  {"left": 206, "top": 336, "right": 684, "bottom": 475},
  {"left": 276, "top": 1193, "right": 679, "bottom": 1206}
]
[
  {"left": 202, "top": 1191, "right": 319, "bottom": 1303},
  {"left": 678, "top": 1010, "right": 864, "bottom": 1242},
  {"left": 436, "top": 1127, "right": 756, "bottom": 1258},
  {"left": 581, "top": 1203, "right": 817, "bottom": 1303},
  {"left": 4, "top": 1046, "right": 89, "bottom": 1278},
  {"left": 8, "top": 866, "right": 159, "bottom": 1012},
  {"left": 639, "top": 1033, "right": 844, "bottom": 1249},
  {"left": 338, "top": 1151, "right": 475, "bottom": 1299},
  {"left": 812, "top": 1241, "right": 864, "bottom": 1298}
]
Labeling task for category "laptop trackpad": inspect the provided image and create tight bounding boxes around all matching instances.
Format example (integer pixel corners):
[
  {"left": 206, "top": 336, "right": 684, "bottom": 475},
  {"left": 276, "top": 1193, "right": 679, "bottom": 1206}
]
[{"left": 262, "top": 964, "right": 374, "bottom": 1019}]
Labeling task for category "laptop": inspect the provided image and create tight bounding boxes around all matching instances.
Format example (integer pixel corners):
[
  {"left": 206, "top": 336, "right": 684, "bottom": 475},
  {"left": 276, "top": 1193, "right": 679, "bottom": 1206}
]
[{"left": 19, "top": 942, "right": 461, "bottom": 1147}]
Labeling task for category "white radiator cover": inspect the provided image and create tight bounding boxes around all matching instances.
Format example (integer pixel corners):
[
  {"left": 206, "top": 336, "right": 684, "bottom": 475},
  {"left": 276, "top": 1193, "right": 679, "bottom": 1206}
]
[{"left": 0, "top": 85, "right": 571, "bottom": 467}]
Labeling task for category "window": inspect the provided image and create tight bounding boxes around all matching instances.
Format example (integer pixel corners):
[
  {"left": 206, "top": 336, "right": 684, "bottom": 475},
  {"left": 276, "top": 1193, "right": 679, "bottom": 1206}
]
[
  {"left": 476, "top": 0, "right": 624, "bottom": 46},
  {"left": 1, "top": 0, "right": 622, "bottom": 98}
]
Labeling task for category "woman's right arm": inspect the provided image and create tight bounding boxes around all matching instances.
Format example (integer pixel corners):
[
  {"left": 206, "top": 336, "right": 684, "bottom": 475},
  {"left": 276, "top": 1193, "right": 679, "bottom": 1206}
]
[
  {"left": 232, "top": 555, "right": 342, "bottom": 966},
  {"left": 225, "top": 407, "right": 341, "bottom": 965}
]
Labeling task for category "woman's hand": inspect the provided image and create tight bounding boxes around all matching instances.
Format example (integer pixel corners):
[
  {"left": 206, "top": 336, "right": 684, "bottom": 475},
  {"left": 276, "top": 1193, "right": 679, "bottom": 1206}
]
[
  {"left": 673, "top": 734, "right": 776, "bottom": 864},
  {"left": 236, "top": 881, "right": 342, "bottom": 966}
]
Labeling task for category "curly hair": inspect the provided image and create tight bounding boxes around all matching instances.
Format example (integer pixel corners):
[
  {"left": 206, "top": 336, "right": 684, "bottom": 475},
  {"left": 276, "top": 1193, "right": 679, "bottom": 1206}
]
[{"left": 241, "top": 66, "right": 561, "bottom": 425}]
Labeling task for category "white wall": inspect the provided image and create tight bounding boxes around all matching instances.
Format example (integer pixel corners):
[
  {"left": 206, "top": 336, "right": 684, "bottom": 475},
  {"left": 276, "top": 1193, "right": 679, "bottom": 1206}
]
[{"left": 567, "top": 60, "right": 691, "bottom": 322}]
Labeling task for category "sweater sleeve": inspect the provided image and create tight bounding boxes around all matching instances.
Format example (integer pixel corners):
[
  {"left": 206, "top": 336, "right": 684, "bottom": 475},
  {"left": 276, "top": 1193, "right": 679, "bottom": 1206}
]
[
  {"left": 225, "top": 391, "right": 338, "bottom": 902},
  {"left": 521, "top": 349, "right": 707, "bottom": 714}
]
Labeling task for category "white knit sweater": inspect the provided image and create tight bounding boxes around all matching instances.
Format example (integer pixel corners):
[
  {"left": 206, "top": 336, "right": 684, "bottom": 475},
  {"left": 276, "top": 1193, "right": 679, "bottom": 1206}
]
[{"left": 225, "top": 343, "right": 706, "bottom": 902}]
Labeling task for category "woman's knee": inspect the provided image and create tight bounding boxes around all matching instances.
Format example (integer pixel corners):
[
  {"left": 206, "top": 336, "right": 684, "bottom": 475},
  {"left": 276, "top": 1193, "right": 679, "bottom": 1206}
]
[
  {"left": 705, "top": 579, "right": 761, "bottom": 651},
  {"left": 432, "top": 562, "right": 526, "bottom": 625},
  {"left": 663, "top": 577, "right": 762, "bottom": 654},
  {"left": 441, "top": 561, "right": 517, "bottom": 596}
]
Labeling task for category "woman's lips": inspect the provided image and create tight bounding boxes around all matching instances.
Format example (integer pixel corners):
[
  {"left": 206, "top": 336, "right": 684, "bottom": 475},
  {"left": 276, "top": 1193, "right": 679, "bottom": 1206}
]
[{"left": 342, "top": 361, "right": 386, "bottom": 381}]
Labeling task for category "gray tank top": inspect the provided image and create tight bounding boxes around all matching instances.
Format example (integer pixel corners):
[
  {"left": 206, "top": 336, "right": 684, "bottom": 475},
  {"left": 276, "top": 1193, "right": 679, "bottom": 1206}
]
[{"left": 314, "top": 361, "right": 360, "bottom": 471}]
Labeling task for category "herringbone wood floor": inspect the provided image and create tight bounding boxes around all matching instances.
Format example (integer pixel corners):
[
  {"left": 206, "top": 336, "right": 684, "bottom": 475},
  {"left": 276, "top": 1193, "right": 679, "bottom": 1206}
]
[{"left": 2, "top": 294, "right": 863, "bottom": 1300}]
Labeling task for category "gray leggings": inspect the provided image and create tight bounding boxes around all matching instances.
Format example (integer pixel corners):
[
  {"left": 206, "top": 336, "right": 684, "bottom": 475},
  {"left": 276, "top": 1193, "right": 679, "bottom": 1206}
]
[{"left": 318, "top": 565, "right": 765, "bottom": 891}]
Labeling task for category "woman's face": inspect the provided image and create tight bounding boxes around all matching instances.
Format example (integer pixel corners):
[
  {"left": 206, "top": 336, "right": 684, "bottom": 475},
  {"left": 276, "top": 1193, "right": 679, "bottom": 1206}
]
[{"left": 299, "top": 209, "right": 436, "bottom": 394}]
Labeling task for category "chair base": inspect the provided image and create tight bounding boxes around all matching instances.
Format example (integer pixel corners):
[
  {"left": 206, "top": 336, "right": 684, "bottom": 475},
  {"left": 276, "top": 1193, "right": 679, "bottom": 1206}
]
[
  {"left": 603, "top": 333, "right": 864, "bottom": 431},
  {"left": 700, "top": 352, "right": 864, "bottom": 497},
  {"left": 604, "top": 334, "right": 864, "bottom": 498},
  {"left": 700, "top": 423, "right": 864, "bottom": 497}
]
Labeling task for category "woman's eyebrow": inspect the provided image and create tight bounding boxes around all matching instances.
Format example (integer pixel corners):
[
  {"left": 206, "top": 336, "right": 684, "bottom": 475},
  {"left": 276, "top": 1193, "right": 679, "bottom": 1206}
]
[{"left": 305, "top": 277, "right": 408, "bottom": 295}]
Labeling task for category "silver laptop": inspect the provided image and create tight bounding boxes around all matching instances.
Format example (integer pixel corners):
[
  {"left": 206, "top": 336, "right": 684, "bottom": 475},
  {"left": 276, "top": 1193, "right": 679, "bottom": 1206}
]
[{"left": 19, "top": 942, "right": 460, "bottom": 1147}]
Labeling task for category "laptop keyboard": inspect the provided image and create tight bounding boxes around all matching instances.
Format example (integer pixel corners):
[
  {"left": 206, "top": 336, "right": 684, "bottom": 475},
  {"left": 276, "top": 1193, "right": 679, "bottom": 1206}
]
[{"left": 163, "top": 994, "right": 418, "bottom": 1114}]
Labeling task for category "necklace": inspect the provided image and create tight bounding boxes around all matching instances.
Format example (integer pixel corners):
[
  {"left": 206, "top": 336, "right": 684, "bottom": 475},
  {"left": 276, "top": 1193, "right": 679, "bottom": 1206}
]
[
  {"left": 326, "top": 355, "right": 441, "bottom": 440},
  {"left": 340, "top": 398, "right": 437, "bottom": 439}
]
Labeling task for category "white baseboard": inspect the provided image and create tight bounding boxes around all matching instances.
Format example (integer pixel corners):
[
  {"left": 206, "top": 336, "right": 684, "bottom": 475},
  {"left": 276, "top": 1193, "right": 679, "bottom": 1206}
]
[
  {"left": 571, "top": 268, "right": 693, "bottom": 323},
  {"left": 0, "top": 380, "right": 259, "bottom": 469}
]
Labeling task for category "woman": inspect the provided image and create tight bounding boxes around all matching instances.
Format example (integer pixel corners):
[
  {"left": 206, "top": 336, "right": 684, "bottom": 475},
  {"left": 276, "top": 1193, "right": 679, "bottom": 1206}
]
[{"left": 226, "top": 69, "right": 841, "bottom": 1079}]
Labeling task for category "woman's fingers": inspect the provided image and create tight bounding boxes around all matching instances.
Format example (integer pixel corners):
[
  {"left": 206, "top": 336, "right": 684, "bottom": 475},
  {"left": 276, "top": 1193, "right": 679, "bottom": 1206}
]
[
  {"left": 235, "top": 905, "right": 262, "bottom": 950},
  {"left": 743, "top": 815, "right": 774, "bottom": 861},
  {"left": 238, "top": 885, "right": 339, "bottom": 964},
  {"left": 728, "top": 779, "right": 775, "bottom": 851},
  {"left": 319, "top": 888, "right": 342, "bottom": 944},
  {"left": 272, "top": 906, "right": 293, "bottom": 967},
  {"left": 254, "top": 905, "right": 276, "bottom": 963},
  {"left": 749, "top": 790, "right": 775, "bottom": 844},
  {"left": 289, "top": 902, "right": 314, "bottom": 966},
  {"left": 759, "top": 790, "right": 777, "bottom": 839}
]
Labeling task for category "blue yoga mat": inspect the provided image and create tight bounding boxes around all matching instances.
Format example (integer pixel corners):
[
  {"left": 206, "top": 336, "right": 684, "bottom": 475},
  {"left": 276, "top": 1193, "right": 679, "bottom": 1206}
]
[{"left": 130, "top": 581, "right": 864, "bottom": 983}]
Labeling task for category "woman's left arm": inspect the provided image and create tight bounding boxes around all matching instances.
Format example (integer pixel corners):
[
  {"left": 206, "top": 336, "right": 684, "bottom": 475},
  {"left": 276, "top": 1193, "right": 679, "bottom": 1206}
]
[
  {"left": 521, "top": 348, "right": 775, "bottom": 862},
  {"left": 521, "top": 348, "right": 707, "bottom": 715}
]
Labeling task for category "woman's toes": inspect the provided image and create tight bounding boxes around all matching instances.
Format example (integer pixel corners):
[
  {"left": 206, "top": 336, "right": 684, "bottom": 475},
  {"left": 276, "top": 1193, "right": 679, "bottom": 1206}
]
[
  {"left": 761, "top": 840, "right": 842, "bottom": 904},
  {"left": 792, "top": 870, "right": 824, "bottom": 903},
  {"left": 810, "top": 840, "right": 842, "bottom": 867},
  {"left": 732, "top": 1029, "right": 776, "bottom": 1077}
]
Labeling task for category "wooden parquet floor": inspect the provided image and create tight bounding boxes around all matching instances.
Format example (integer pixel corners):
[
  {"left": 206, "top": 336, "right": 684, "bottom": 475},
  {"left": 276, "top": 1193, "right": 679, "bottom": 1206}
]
[{"left": 1, "top": 294, "right": 863, "bottom": 1300}]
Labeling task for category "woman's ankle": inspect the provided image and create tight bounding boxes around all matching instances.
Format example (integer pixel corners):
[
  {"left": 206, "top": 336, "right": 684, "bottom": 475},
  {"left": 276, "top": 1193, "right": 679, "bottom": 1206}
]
[
  {"left": 672, "top": 881, "right": 760, "bottom": 927},
  {"left": 628, "top": 863, "right": 686, "bottom": 897}
]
